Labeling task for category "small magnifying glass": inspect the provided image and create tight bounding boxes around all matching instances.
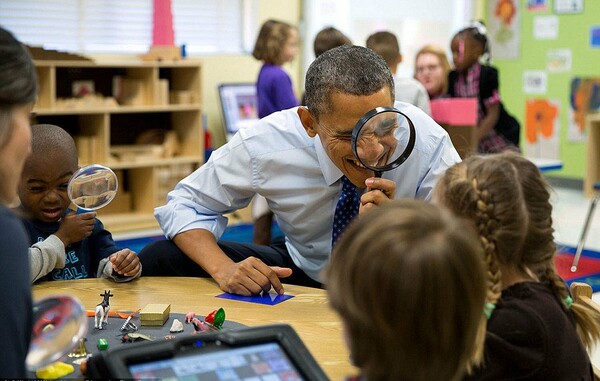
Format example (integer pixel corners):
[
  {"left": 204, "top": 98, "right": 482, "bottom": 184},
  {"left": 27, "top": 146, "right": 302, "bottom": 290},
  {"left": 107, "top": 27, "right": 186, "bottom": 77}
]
[
  {"left": 351, "top": 106, "right": 416, "bottom": 178},
  {"left": 68, "top": 164, "right": 118, "bottom": 214},
  {"left": 26, "top": 295, "right": 88, "bottom": 371}
]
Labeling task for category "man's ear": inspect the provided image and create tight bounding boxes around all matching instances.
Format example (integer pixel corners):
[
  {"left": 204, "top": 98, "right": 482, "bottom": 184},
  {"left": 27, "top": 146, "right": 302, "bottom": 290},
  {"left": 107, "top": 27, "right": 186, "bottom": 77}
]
[
  {"left": 298, "top": 106, "right": 318, "bottom": 137},
  {"left": 397, "top": 53, "right": 403, "bottom": 65}
]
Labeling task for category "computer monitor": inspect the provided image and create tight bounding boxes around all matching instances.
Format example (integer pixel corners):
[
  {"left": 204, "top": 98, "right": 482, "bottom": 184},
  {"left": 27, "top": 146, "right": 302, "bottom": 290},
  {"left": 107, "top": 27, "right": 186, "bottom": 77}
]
[
  {"left": 87, "top": 324, "right": 329, "bottom": 381},
  {"left": 218, "top": 83, "right": 260, "bottom": 141}
]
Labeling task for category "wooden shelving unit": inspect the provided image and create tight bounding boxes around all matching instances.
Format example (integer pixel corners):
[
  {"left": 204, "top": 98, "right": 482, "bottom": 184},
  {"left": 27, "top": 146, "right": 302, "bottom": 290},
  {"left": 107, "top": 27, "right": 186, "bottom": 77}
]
[{"left": 33, "top": 60, "right": 203, "bottom": 233}]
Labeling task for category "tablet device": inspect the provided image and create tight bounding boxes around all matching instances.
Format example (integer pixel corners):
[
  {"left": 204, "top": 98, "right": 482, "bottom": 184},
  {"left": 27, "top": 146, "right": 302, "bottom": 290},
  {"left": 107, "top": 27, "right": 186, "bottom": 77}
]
[
  {"left": 87, "top": 324, "right": 329, "bottom": 380},
  {"left": 218, "top": 83, "right": 260, "bottom": 142}
]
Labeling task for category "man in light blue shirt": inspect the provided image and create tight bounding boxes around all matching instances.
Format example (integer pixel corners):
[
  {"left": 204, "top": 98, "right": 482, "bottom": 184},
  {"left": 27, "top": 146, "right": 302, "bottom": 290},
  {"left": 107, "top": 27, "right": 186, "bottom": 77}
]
[{"left": 139, "top": 45, "right": 460, "bottom": 296}]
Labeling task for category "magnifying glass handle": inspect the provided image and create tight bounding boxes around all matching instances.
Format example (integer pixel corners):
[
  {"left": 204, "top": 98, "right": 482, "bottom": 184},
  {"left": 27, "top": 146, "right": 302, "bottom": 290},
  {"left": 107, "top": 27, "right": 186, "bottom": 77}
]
[{"left": 75, "top": 207, "right": 89, "bottom": 215}]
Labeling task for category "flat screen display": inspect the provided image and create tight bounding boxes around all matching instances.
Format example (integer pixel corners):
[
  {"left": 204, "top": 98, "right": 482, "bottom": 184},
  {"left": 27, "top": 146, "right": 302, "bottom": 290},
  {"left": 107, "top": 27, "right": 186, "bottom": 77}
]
[
  {"left": 218, "top": 83, "right": 259, "bottom": 138},
  {"left": 128, "top": 341, "right": 305, "bottom": 380}
]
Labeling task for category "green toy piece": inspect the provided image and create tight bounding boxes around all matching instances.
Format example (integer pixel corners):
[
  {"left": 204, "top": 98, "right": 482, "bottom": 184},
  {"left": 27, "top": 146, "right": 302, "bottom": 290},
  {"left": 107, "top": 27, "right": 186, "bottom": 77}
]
[
  {"left": 213, "top": 307, "right": 226, "bottom": 329},
  {"left": 205, "top": 307, "right": 226, "bottom": 329},
  {"left": 97, "top": 338, "right": 108, "bottom": 351}
]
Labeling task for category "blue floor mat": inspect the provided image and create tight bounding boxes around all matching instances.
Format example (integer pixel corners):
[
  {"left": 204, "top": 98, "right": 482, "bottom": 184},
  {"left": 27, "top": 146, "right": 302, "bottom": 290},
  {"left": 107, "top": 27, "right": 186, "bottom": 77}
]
[{"left": 116, "top": 223, "right": 283, "bottom": 254}]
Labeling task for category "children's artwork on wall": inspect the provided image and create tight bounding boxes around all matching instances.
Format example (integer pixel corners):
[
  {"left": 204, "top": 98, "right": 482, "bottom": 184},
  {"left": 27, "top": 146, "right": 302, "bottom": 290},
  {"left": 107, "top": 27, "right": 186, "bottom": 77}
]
[
  {"left": 527, "top": 0, "right": 548, "bottom": 11},
  {"left": 547, "top": 49, "right": 571, "bottom": 72},
  {"left": 591, "top": 26, "right": 600, "bottom": 48},
  {"left": 488, "top": 0, "right": 521, "bottom": 59},
  {"left": 525, "top": 98, "right": 560, "bottom": 158},
  {"left": 569, "top": 77, "right": 600, "bottom": 142},
  {"left": 523, "top": 71, "right": 548, "bottom": 94},
  {"left": 554, "top": 0, "right": 583, "bottom": 14},
  {"left": 533, "top": 16, "right": 559, "bottom": 40}
]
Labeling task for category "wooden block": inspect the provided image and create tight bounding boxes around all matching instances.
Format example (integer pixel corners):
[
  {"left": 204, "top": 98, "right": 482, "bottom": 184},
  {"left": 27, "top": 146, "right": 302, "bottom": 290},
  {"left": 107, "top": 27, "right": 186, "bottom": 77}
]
[
  {"left": 139, "top": 45, "right": 181, "bottom": 62},
  {"left": 110, "top": 144, "right": 164, "bottom": 162},
  {"left": 140, "top": 303, "right": 170, "bottom": 326},
  {"left": 157, "top": 79, "right": 169, "bottom": 105},
  {"left": 119, "top": 78, "right": 146, "bottom": 106},
  {"left": 74, "top": 135, "right": 91, "bottom": 165},
  {"left": 169, "top": 90, "right": 193, "bottom": 105}
]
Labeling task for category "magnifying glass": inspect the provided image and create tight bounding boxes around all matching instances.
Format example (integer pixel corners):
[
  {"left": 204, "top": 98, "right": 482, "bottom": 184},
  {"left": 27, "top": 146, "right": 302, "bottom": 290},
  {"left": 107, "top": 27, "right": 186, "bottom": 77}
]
[
  {"left": 351, "top": 106, "right": 416, "bottom": 178},
  {"left": 68, "top": 164, "right": 118, "bottom": 213},
  {"left": 26, "top": 295, "right": 88, "bottom": 371}
]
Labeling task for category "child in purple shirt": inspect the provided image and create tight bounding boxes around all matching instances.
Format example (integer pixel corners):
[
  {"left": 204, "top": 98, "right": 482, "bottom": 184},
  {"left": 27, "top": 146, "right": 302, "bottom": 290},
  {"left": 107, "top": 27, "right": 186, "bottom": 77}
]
[
  {"left": 252, "top": 19, "right": 299, "bottom": 118},
  {"left": 251, "top": 19, "right": 300, "bottom": 244}
]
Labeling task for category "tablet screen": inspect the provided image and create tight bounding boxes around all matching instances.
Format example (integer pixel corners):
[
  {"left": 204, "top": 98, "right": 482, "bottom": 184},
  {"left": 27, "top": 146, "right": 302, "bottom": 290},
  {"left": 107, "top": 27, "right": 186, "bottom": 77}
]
[{"left": 128, "top": 341, "right": 305, "bottom": 380}]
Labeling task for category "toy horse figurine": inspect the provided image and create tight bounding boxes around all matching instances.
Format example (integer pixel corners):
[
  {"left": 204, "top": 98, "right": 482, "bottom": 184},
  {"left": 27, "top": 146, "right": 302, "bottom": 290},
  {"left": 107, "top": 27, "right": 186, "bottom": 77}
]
[{"left": 95, "top": 290, "right": 113, "bottom": 329}]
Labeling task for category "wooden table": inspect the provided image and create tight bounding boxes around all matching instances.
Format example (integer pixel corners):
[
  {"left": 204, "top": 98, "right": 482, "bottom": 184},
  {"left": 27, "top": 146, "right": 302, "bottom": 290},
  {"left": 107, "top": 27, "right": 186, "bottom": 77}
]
[{"left": 33, "top": 277, "right": 354, "bottom": 380}]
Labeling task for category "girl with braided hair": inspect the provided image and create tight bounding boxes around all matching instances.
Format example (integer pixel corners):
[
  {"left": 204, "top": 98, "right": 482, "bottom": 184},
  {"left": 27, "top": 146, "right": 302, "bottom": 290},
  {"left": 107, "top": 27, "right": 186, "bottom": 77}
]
[{"left": 436, "top": 152, "right": 597, "bottom": 380}]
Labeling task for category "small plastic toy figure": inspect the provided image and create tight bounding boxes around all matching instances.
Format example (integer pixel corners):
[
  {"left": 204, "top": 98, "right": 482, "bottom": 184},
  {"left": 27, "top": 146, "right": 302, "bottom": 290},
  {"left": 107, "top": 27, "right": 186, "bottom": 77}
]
[
  {"left": 120, "top": 315, "right": 138, "bottom": 332},
  {"left": 95, "top": 290, "right": 113, "bottom": 330},
  {"left": 184, "top": 308, "right": 226, "bottom": 333},
  {"left": 121, "top": 333, "right": 154, "bottom": 343}
]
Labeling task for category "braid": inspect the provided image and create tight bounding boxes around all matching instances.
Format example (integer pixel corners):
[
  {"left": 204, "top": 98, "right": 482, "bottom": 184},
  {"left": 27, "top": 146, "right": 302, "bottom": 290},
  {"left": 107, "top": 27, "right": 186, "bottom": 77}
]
[
  {"left": 540, "top": 266, "right": 570, "bottom": 310},
  {"left": 439, "top": 156, "right": 530, "bottom": 371},
  {"left": 463, "top": 177, "right": 503, "bottom": 371},
  {"left": 472, "top": 179, "right": 502, "bottom": 308},
  {"left": 541, "top": 264, "right": 600, "bottom": 350}
]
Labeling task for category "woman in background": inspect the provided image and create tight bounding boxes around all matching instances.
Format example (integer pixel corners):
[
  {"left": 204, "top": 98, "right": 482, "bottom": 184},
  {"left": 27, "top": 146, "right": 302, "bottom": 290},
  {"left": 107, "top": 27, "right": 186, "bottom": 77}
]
[{"left": 414, "top": 44, "right": 451, "bottom": 99}]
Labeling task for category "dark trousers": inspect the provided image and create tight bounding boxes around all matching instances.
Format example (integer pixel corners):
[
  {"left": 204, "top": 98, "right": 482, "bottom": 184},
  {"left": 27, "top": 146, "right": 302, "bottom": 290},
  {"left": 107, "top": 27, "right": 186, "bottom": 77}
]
[{"left": 138, "top": 236, "right": 323, "bottom": 289}]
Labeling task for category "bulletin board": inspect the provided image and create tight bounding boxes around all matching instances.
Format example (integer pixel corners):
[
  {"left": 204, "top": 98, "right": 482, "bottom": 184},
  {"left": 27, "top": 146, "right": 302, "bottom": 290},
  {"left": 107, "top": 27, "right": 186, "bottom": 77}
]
[{"left": 487, "top": 0, "right": 600, "bottom": 179}]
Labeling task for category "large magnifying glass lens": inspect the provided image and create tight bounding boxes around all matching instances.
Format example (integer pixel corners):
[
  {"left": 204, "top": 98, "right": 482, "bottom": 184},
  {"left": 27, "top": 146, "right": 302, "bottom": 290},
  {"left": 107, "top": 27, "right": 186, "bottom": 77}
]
[
  {"left": 68, "top": 164, "right": 118, "bottom": 212},
  {"left": 26, "top": 295, "right": 88, "bottom": 371},
  {"left": 351, "top": 107, "right": 416, "bottom": 177}
]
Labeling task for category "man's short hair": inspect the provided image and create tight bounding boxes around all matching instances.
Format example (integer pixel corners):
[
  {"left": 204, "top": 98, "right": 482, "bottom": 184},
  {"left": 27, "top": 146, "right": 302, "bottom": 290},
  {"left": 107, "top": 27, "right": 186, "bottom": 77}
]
[{"left": 304, "top": 45, "right": 394, "bottom": 120}]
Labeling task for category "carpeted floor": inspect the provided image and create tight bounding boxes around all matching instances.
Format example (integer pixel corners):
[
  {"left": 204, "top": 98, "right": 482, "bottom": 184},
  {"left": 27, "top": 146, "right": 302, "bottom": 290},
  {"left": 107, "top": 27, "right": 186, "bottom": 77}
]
[{"left": 555, "top": 245, "right": 600, "bottom": 292}]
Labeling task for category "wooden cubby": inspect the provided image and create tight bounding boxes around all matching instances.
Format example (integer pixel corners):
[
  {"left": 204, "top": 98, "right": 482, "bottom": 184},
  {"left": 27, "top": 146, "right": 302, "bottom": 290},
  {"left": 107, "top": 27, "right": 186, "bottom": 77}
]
[{"left": 32, "top": 60, "right": 203, "bottom": 233}]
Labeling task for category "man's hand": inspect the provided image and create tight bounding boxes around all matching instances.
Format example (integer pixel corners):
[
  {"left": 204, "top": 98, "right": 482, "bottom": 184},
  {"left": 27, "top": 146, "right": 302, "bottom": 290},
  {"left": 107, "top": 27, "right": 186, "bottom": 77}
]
[
  {"left": 359, "top": 177, "right": 396, "bottom": 213},
  {"left": 215, "top": 257, "right": 292, "bottom": 296},
  {"left": 55, "top": 211, "right": 96, "bottom": 247},
  {"left": 110, "top": 249, "right": 141, "bottom": 277}
]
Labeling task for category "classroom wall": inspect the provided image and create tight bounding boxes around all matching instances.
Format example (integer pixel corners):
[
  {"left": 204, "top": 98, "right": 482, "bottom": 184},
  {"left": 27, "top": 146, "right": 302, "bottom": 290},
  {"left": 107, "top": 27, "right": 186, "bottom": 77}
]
[
  {"left": 487, "top": 0, "right": 600, "bottom": 179},
  {"left": 199, "top": 0, "right": 302, "bottom": 148}
]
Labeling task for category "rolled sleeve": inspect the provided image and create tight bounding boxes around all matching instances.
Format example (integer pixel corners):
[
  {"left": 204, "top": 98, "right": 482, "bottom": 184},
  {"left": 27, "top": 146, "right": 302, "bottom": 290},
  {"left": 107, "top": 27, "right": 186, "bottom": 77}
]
[
  {"left": 155, "top": 198, "right": 229, "bottom": 240},
  {"left": 154, "top": 134, "right": 255, "bottom": 240}
]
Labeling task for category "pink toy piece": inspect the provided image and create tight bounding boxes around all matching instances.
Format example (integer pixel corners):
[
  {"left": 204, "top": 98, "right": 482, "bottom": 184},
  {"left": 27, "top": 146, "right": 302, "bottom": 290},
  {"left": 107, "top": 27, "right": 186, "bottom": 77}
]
[
  {"left": 184, "top": 312, "right": 195, "bottom": 323},
  {"left": 190, "top": 317, "right": 210, "bottom": 332}
]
